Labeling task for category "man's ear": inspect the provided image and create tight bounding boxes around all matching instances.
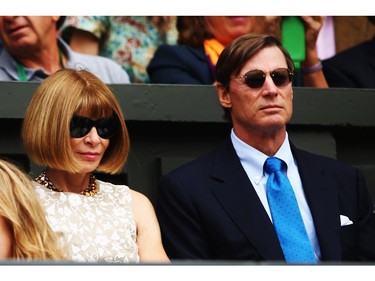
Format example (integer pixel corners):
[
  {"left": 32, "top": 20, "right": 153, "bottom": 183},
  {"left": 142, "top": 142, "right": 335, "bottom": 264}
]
[{"left": 216, "top": 83, "right": 232, "bottom": 109}]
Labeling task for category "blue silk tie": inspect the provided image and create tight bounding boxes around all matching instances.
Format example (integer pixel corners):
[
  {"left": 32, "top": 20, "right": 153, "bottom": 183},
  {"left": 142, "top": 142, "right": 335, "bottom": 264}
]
[{"left": 264, "top": 157, "right": 317, "bottom": 263}]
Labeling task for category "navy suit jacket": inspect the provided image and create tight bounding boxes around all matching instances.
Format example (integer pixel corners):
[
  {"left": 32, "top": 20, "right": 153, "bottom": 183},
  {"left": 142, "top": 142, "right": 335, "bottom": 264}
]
[
  {"left": 147, "top": 44, "right": 215, "bottom": 84},
  {"left": 156, "top": 137, "right": 375, "bottom": 262},
  {"left": 322, "top": 37, "right": 375, "bottom": 88}
]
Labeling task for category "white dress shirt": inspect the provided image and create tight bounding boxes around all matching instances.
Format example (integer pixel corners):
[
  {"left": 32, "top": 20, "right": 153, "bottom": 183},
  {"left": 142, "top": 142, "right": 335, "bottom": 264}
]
[{"left": 230, "top": 129, "right": 321, "bottom": 259}]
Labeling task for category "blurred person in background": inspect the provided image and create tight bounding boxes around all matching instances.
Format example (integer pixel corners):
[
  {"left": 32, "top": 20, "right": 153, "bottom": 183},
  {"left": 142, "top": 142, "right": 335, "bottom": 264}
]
[
  {"left": 61, "top": 16, "right": 178, "bottom": 83},
  {"left": 0, "top": 16, "right": 130, "bottom": 83},
  {"left": 147, "top": 16, "right": 328, "bottom": 88},
  {"left": 322, "top": 16, "right": 375, "bottom": 88}
]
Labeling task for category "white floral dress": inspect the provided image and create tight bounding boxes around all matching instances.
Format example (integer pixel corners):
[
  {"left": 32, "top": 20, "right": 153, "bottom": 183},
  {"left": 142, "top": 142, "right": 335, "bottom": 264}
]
[{"left": 34, "top": 180, "right": 140, "bottom": 263}]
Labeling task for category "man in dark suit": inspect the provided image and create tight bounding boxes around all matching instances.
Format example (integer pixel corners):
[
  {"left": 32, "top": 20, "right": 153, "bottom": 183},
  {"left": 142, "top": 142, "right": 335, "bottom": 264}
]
[{"left": 156, "top": 34, "right": 375, "bottom": 263}]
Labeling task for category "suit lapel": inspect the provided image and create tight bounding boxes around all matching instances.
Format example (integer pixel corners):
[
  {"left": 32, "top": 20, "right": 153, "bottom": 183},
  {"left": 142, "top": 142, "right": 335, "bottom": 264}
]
[
  {"left": 210, "top": 139, "right": 285, "bottom": 260},
  {"left": 292, "top": 145, "right": 342, "bottom": 260}
]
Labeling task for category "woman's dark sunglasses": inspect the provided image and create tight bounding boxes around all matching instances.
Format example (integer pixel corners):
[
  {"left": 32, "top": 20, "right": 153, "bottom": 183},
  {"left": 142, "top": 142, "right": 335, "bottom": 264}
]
[
  {"left": 238, "top": 68, "right": 294, "bottom": 89},
  {"left": 70, "top": 115, "right": 119, "bottom": 139}
]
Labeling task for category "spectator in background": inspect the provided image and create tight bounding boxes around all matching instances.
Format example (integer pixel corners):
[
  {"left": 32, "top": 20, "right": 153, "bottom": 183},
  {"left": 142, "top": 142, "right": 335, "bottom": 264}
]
[
  {"left": 294, "top": 16, "right": 375, "bottom": 88},
  {"left": 147, "top": 16, "right": 262, "bottom": 85},
  {"left": 316, "top": 16, "right": 336, "bottom": 61},
  {"left": 322, "top": 16, "right": 375, "bottom": 88},
  {"left": 61, "top": 16, "right": 178, "bottom": 83},
  {"left": 147, "top": 16, "right": 327, "bottom": 88},
  {"left": 0, "top": 158, "right": 64, "bottom": 260},
  {"left": 0, "top": 16, "right": 130, "bottom": 83},
  {"left": 333, "top": 16, "right": 375, "bottom": 54},
  {"left": 22, "top": 69, "right": 169, "bottom": 263}
]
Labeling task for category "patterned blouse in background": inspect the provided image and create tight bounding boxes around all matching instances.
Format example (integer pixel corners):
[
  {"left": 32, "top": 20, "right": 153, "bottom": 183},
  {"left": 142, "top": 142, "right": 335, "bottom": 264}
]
[{"left": 62, "top": 16, "right": 178, "bottom": 83}]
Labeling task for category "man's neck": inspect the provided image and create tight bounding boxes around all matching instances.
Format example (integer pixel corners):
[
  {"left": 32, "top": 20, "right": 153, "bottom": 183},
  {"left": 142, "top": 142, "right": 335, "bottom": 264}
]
[
  {"left": 233, "top": 126, "right": 287, "bottom": 157},
  {"left": 12, "top": 41, "right": 63, "bottom": 75}
]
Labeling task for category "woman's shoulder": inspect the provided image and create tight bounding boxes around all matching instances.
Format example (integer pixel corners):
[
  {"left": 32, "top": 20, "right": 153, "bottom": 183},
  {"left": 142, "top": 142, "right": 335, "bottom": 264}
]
[
  {"left": 97, "top": 180, "right": 150, "bottom": 203},
  {"left": 128, "top": 188, "right": 151, "bottom": 203},
  {"left": 97, "top": 179, "right": 131, "bottom": 192},
  {"left": 98, "top": 181, "right": 154, "bottom": 213}
]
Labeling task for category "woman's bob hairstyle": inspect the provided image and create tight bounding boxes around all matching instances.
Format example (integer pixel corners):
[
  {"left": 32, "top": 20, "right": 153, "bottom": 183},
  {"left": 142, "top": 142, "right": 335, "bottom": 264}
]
[{"left": 22, "top": 69, "right": 129, "bottom": 174}]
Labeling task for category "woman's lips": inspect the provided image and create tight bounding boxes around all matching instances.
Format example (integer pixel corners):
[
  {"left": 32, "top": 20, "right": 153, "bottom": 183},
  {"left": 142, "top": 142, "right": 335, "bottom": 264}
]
[{"left": 79, "top": 153, "right": 100, "bottom": 161}]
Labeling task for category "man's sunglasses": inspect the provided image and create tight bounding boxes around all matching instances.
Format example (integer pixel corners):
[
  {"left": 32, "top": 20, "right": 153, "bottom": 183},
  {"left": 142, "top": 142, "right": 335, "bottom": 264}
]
[
  {"left": 70, "top": 115, "right": 119, "bottom": 139},
  {"left": 237, "top": 68, "right": 294, "bottom": 89}
]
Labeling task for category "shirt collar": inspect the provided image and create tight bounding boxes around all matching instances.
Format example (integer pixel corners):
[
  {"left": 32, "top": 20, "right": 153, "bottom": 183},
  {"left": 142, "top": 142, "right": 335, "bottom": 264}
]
[
  {"left": 0, "top": 37, "right": 69, "bottom": 81},
  {"left": 231, "top": 129, "right": 294, "bottom": 180}
]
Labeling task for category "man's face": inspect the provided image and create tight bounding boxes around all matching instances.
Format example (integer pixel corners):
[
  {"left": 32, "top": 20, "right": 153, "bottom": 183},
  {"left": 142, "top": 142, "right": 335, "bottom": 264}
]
[
  {"left": 217, "top": 46, "right": 293, "bottom": 137},
  {"left": 0, "top": 16, "right": 58, "bottom": 55}
]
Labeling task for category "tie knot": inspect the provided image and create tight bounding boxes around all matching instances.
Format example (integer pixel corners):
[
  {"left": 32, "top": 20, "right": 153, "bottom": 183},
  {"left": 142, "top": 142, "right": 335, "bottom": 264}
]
[{"left": 264, "top": 157, "right": 286, "bottom": 174}]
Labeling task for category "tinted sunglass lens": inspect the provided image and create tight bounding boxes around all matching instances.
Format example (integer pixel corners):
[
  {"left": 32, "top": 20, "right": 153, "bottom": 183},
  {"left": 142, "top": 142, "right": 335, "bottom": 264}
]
[
  {"left": 71, "top": 127, "right": 89, "bottom": 138},
  {"left": 271, "top": 69, "right": 291, "bottom": 87},
  {"left": 96, "top": 126, "right": 112, "bottom": 139},
  {"left": 70, "top": 116, "right": 118, "bottom": 139},
  {"left": 95, "top": 118, "right": 118, "bottom": 139},
  {"left": 245, "top": 71, "right": 266, "bottom": 88},
  {"left": 70, "top": 117, "right": 93, "bottom": 138}
]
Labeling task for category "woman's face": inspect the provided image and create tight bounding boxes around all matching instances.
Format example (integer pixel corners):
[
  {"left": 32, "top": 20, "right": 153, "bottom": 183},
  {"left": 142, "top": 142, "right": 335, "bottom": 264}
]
[
  {"left": 70, "top": 116, "right": 110, "bottom": 174},
  {"left": 204, "top": 16, "right": 257, "bottom": 46}
]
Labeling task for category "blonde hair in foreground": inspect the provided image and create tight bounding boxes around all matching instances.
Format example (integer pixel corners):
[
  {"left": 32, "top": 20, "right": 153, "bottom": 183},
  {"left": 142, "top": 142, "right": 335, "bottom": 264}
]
[
  {"left": 22, "top": 69, "right": 130, "bottom": 174},
  {"left": 0, "top": 159, "right": 64, "bottom": 260}
]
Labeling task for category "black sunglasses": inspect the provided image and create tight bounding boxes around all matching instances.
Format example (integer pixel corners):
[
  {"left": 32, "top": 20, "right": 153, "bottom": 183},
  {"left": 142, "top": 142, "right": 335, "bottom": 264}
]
[
  {"left": 70, "top": 115, "right": 119, "bottom": 139},
  {"left": 238, "top": 68, "right": 294, "bottom": 89}
]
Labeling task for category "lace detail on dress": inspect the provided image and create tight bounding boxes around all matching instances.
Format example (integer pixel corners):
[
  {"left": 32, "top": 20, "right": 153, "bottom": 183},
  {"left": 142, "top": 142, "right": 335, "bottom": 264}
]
[{"left": 34, "top": 180, "right": 140, "bottom": 263}]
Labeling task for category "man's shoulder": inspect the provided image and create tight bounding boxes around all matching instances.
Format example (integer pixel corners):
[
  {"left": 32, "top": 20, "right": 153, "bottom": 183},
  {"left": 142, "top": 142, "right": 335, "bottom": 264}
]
[
  {"left": 69, "top": 50, "right": 121, "bottom": 69},
  {"left": 58, "top": 37, "right": 129, "bottom": 83},
  {"left": 169, "top": 151, "right": 217, "bottom": 174},
  {"left": 294, "top": 146, "right": 355, "bottom": 172},
  {"left": 68, "top": 50, "right": 130, "bottom": 83},
  {"left": 162, "top": 140, "right": 231, "bottom": 180},
  {"left": 0, "top": 48, "right": 19, "bottom": 81}
]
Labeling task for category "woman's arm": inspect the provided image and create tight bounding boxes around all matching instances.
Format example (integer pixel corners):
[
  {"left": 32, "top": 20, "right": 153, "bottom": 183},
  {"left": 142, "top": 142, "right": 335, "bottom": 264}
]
[{"left": 130, "top": 190, "right": 170, "bottom": 263}]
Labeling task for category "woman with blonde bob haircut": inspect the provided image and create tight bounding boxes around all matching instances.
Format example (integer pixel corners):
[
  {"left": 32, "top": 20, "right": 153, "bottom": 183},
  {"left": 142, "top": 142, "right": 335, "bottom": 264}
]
[
  {"left": 0, "top": 159, "right": 64, "bottom": 260},
  {"left": 22, "top": 69, "right": 169, "bottom": 263},
  {"left": 22, "top": 69, "right": 128, "bottom": 174}
]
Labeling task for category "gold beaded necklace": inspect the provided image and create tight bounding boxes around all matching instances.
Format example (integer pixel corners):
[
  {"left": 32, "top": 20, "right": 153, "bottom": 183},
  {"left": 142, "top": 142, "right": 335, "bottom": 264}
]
[{"left": 35, "top": 171, "right": 98, "bottom": 197}]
